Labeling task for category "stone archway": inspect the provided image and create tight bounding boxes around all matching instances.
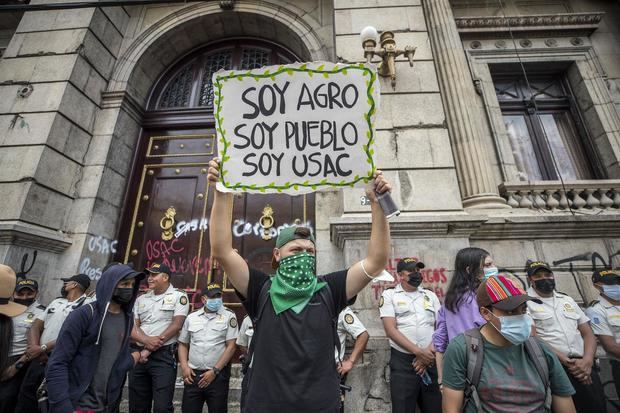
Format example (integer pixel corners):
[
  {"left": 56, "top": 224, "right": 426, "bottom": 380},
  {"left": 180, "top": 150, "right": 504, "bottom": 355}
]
[{"left": 61, "top": 1, "right": 332, "bottom": 281}]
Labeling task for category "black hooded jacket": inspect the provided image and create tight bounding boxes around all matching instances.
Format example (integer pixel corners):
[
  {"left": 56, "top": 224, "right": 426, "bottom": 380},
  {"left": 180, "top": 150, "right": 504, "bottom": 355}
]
[{"left": 46, "top": 264, "right": 142, "bottom": 413}]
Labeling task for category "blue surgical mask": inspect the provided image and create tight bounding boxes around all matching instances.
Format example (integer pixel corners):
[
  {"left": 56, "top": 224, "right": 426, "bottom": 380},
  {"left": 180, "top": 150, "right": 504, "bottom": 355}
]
[
  {"left": 490, "top": 312, "right": 533, "bottom": 345},
  {"left": 205, "top": 298, "right": 223, "bottom": 312},
  {"left": 602, "top": 285, "right": 620, "bottom": 301},
  {"left": 484, "top": 267, "right": 499, "bottom": 279}
]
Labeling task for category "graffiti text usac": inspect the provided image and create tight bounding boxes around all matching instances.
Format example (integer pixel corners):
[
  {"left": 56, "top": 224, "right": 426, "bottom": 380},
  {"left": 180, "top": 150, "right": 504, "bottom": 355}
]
[{"left": 79, "top": 235, "right": 119, "bottom": 281}]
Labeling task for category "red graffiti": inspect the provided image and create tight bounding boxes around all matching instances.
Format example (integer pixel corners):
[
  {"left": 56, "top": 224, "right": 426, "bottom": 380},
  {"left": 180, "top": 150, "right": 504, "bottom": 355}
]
[
  {"left": 371, "top": 257, "right": 449, "bottom": 302},
  {"left": 145, "top": 239, "right": 184, "bottom": 261},
  {"left": 146, "top": 255, "right": 212, "bottom": 278}
]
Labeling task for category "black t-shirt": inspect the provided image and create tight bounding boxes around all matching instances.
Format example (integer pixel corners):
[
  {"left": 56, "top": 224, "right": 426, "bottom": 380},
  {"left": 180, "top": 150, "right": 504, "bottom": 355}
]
[
  {"left": 243, "top": 268, "right": 350, "bottom": 413},
  {"left": 77, "top": 311, "right": 126, "bottom": 412}
]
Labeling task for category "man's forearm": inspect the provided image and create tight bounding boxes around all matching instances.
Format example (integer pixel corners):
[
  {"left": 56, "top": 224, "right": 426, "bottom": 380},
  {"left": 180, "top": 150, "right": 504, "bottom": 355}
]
[
  {"left": 348, "top": 332, "right": 369, "bottom": 364},
  {"left": 44, "top": 340, "right": 56, "bottom": 352},
  {"left": 27, "top": 321, "right": 43, "bottom": 346},
  {"left": 209, "top": 190, "right": 234, "bottom": 258},
  {"left": 583, "top": 336, "right": 596, "bottom": 364},
  {"left": 214, "top": 341, "right": 237, "bottom": 370},
  {"left": 131, "top": 324, "right": 148, "bottom": 343},
  {"left": 599, "top": 336, "right": 620, "bottom": 359},
  {"left": 365, "top": 201, "right": 390, "bottom": 274},
  {"left": 178, "top": 343, "right": 190, "bottom": 368},
  {"left": 159, "top": 318, "right": 185, "bottom": 343}
]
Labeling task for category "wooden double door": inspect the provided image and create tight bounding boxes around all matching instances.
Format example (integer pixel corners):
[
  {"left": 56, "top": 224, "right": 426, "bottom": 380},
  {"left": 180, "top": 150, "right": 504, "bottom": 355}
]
[{"left": 116, "top": 127, "right": 315, "bottom": 313}]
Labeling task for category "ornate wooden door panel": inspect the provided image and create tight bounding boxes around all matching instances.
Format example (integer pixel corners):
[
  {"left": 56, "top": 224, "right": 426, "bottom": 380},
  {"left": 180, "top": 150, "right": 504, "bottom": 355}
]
[
  {"left": 119, "top": 130, "right": 316, "bottom": 311},
  {"left": 117, "top": 40, "right": 312, "bottom": 317},
  {"left": 122, "top": 131, "right": 215, "bottom": 308}
]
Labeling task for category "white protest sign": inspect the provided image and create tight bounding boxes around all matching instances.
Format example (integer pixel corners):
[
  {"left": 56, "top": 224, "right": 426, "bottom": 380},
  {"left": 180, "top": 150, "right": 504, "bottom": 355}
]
[{"left": 213, "top": 61, "right": 379, "bottom": 194}]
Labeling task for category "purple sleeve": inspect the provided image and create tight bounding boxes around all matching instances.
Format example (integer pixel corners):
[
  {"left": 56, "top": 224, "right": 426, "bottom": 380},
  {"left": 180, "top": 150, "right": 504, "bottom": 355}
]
[{"left": 432, "top": 305, "right": 448, "bottom": 353}]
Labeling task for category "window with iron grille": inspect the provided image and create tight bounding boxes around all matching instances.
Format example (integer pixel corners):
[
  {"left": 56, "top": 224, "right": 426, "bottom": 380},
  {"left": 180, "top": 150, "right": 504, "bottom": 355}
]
[
  {"left": 493, "top": 72, "right": 598, "bottom": 181},
  {"left": 153, "top": 41, "right": 297, "bottom": 111}
]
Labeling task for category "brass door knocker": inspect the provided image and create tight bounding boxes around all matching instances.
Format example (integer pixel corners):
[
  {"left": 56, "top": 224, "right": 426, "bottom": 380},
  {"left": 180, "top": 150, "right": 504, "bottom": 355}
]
[
  {"left": 259, "top": 205, "right": 275, "bottom": 241},
  {"left": 160, "top": 207, "right": 177, "bottom": 241}
]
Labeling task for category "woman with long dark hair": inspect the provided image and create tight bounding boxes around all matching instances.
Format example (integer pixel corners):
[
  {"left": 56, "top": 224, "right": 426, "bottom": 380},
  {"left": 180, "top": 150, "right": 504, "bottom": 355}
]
[
  {"left": 432, "top": 247, "right": 497, "bottom": 385},
  {"left": 0, "top": 264, "right": 27, "bottom": 374}
]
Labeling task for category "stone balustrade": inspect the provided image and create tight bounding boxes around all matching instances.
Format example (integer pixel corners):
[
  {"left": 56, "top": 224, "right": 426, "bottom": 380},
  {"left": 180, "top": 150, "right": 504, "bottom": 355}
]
[{"left": 499, "top": 181, "right": 620, "bottom": 210}]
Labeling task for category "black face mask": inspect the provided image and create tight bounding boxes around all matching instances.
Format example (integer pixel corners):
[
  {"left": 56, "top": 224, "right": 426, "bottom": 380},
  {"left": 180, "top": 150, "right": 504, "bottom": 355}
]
[
  {"left": 60, "top": 286, "right": 69, "bottom": 298},
  {"left": 112, "top": 287, "right": 134, "bottom": 304},
  {"left": 407, "top": 272, "right": 423, "bottom": 288},
  {"left": 14, "top": 298, "right": 35, "bottom": 307},
  {"left": 533, "top": 278, "right": 555, "bottom": 294}
]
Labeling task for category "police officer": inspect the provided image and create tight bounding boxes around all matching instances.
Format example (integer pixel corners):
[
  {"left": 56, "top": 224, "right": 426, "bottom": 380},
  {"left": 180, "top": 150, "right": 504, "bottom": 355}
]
[
  {"left": 0, "top": 279, "right": 45, "bottom": 412},
  {"left": 178, "top": 283, "right": 238, "bottom": 413},
  {"left": 336, "top": 306, "right": 369, "bottom": 413},
  {"left": 236, "top": 316, "right": 254, "bottom": 354},
  {"left": 236, "top": 315, "right": 254, "bottom": 411},
  {"left": 525, "top": 260, "right": 607, "bottom": 413},
  {"left": 129, "top": 263, "right": 189, "bottom": 413},
  {"left": 15, "top": 273, "right": 91, "bottom": 413},
  {"left": 380, "top": 258, "right": 441, "bottom": 413},
  {"left": 585, "top": 269, "right": 620, "bottom": 400}
]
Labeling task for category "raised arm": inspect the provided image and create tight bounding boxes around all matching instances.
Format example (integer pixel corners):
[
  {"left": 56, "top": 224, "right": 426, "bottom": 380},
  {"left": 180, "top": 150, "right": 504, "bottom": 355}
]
[
  {"left": 208, "top": 158, "right": 251, "bottom": 296},
  {"left": 346, "top": 171, "right": 391, "bottom": 300}
]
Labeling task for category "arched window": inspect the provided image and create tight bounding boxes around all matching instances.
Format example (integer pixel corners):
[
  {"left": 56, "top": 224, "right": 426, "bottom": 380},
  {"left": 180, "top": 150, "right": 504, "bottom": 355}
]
[{"left": 150, "top": 40, "right": 295, "bottom": 111}]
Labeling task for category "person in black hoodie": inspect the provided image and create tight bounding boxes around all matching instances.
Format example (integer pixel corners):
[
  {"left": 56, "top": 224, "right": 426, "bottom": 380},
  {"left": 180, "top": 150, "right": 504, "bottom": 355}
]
[{"left": 46, "top": 263, "right": 145, "bottom": 413}]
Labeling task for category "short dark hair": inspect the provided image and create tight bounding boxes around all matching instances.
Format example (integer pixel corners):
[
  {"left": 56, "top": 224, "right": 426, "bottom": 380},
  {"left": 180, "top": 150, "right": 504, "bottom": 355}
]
[{"left": 294, "top": 227, "right": 312, "bottom": 238}]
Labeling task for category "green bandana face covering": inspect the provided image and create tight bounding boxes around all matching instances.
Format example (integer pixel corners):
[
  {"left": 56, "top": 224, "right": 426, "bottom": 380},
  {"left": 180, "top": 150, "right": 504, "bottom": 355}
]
[{"left": 269, "top": 252, "right": 326, "bottom": 314}]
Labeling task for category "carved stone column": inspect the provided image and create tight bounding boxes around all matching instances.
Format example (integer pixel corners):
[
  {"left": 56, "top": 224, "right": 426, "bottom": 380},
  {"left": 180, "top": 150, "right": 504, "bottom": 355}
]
[{"left": 422, "top": 0, "right": 508, "bottom": 208}]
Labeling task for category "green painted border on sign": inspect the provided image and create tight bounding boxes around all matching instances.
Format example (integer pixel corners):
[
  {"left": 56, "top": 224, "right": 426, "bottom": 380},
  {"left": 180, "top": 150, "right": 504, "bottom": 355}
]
[{"left": 213, "top": 63, "right": 377, "bottom": 193}]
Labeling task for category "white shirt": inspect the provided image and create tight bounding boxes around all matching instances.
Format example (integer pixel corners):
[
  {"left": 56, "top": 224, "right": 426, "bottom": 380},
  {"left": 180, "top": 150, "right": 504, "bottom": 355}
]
[
  {"left": 38, "top": 295, "right": 89, "bottom": 345},
  {"left": 134, "top": 284, "right": 189, "bottom": 346},
  {"left": 379, "top": 285, "right": 440, "bottom": 353},
  {"left": 527, "top": 287, "right": 589, "bottom": 357},
  {"left": 178, "top": 306, "right": 238, "bottom": 370},
  {"left": 236, "top": 316, "right": 254, "bottom": 349},
  {"left": 336, "top": 307, "right": 367, "bottom": 361},
  {"left": 586, "top": 296, "right": 620, "bottom": 361},
  {"left": 11, "top": 301, "right": 45, "bottom": 357}
]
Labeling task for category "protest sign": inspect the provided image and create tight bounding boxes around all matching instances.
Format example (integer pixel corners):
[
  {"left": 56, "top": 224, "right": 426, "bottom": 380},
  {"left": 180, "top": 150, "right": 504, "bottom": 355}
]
[{"left": 213, "top": 61, "right": 379, "bottom": 194}]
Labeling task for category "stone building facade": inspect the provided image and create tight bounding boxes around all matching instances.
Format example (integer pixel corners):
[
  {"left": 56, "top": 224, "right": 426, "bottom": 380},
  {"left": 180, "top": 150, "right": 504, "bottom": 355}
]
[{"left": 0, "top": 0, "right": 619, "bottom": 411}]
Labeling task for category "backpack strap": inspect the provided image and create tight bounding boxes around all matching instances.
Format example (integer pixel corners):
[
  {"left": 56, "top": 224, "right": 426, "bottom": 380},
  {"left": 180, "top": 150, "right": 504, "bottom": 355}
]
[
  {"left": 524, "top": 337, "right": 552, "bottom": 412},
  {"left": 86, "top": 302, "right": 94, "bottom": 318},
  {"left": 245, "top": 278, "right": 272, "bottom": 370},
  {"left": 463, "top": 328, "right": 484, "bottom": 412},
  {"left": 317, "top": 283, "right": 341, "bottom": 363}
]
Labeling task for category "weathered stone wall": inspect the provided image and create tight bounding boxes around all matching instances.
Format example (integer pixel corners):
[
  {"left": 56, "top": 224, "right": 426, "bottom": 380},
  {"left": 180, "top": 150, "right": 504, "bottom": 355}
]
[{"left": 0, "top": 4, "right": 129, "bottom": 304}]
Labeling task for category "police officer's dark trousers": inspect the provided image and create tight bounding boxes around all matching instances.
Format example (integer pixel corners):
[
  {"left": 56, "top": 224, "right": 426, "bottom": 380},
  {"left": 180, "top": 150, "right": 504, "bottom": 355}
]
[
  {"left": 611, "top": 359, "right": 620, "bottom": 401},
  {"left": 129, "top": 345, "right": 177, "bottom": 413},
  {"left": 14, "top": 357, "right": 46, "bottom": 413},
  {"left": 389, "top": 348, "right": 442, "bottom": 413},
  {"left": 0, "top": 356, "right": 30, "bottom": 413},
  {"left": 563, "top": 365, "right": 607, "bottom": 413},
  {"left": 181, "top": 364, "right": 231, "bottom": 413}
]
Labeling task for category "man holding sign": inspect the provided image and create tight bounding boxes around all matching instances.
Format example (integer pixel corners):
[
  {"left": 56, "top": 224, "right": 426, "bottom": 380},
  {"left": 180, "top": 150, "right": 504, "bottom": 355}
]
[
  {"left": 208, "top": 159, "right": 390, "bottom": 412},
  {"left": 209, "top": 61, "right": 391, "bottom": 412}
]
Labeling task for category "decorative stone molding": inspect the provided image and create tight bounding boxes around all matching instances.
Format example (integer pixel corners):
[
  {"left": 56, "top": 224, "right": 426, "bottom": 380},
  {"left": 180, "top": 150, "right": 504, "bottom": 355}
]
[
  {"left": 0, "top": 221, "right": 73, "bottom": 253},
  {"left": 455, "top": 12, "right": 604, "bottom": 38},
  {"left": 499, "top": 181, "right": 620, "bottom": 211},
  {"left": 330, "top": 215, "right": 487, "bottom": 248},
  {"left": 471, "top": 215, "right": 620, "bottom": 240},
  {"left": 101, "top": 90, "right": 144, "bottom": 123}
]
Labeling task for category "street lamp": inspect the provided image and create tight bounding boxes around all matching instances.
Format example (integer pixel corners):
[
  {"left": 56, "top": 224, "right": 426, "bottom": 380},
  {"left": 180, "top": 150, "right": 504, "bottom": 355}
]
[{"left": 360, "top": 25, "right": 416, "bottom": 90}]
